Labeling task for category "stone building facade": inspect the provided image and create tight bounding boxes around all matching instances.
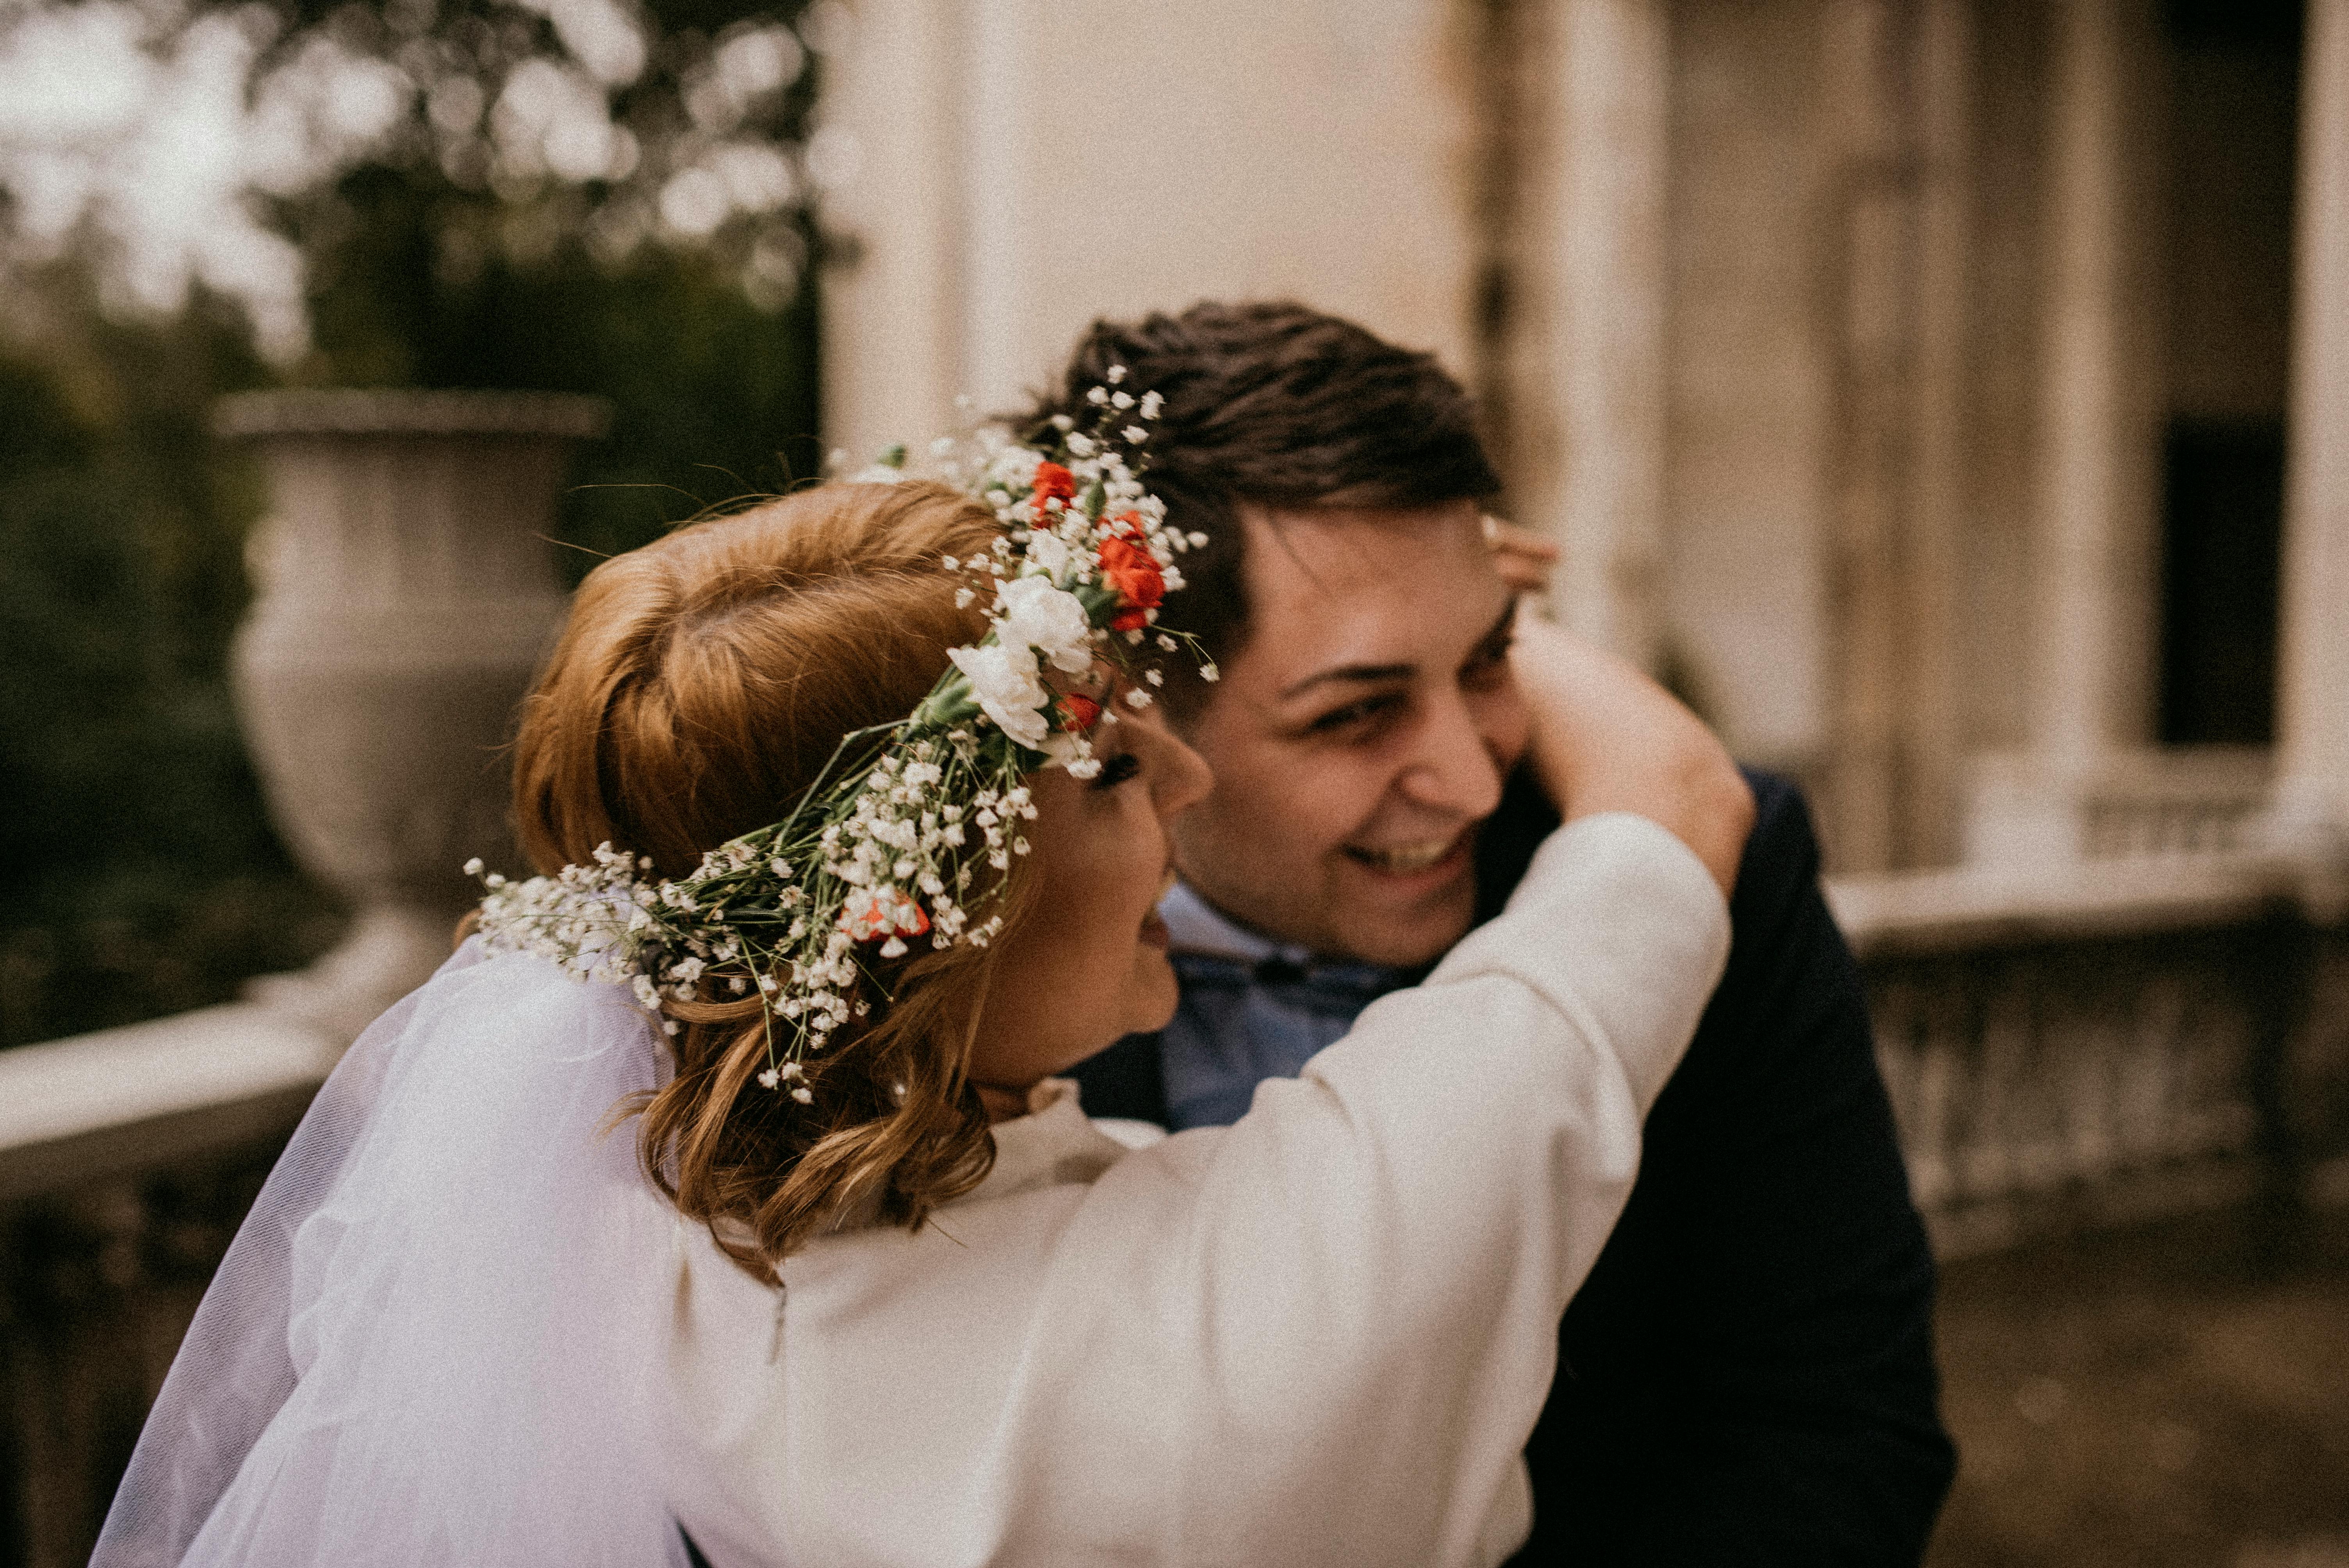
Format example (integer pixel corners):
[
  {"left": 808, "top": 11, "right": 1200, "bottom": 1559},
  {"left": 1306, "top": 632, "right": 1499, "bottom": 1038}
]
[
  {"left": 817, "top": 0, "right": 2349, "bottom": 879},
  {"left": 9, "top": 10, "right": 2349, "bottom": 1561}
]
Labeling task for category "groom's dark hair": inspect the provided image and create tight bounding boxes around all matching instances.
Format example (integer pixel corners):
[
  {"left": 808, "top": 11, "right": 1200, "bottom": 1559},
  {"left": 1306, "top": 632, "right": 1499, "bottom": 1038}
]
[{"left": 1023, "top": 301, "right": 1501, "bottom": 709}]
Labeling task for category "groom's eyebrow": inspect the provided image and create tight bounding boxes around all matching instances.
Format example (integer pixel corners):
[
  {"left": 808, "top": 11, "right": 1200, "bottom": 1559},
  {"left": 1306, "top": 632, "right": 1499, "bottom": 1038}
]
[
  {"left": 1277, "top": 600, "right": 1517, "bottom": 702},
  {"left": 1278, "top": 659, "right": 1416, "bottom": 701}
]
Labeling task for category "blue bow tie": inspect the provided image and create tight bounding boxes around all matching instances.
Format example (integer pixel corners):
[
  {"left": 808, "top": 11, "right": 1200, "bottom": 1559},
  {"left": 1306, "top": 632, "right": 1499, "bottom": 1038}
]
[
  {"left": 1169, "top": 951, "right": 1408, "bottom": 1021},
  {"left": 1157, "top": 951, "right": 1416, "bottom": 1130}
]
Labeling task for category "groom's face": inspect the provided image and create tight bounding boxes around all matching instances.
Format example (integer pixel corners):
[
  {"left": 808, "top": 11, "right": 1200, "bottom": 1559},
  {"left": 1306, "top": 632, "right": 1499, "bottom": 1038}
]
[{"left": 1167, "top": 500, "right": 1528, "bottom": 966}]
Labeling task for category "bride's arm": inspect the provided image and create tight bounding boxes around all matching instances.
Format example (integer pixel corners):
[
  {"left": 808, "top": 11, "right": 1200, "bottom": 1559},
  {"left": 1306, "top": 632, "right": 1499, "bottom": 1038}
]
[
  {"left": 966, "top": 633, "right": 1756, "bottom": 1563},
  {"left": 1044, "top": 664, "right": 1748, "bottom": 1558},
  {"left": 1065, "top": 813, "right": 1724, "bottom": 1563}
]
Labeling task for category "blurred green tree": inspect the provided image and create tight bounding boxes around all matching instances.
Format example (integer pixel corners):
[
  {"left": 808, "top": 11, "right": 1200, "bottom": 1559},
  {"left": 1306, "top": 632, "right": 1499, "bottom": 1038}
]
[
  {"left": 298, "top": 160, "right": 822, "bottom": 563},
  {"left": 0, "top": 281, "right": 331, "bottom": 1045},
  {"left": 0, "top": 0, "right": 825, "bottom": 1045}
]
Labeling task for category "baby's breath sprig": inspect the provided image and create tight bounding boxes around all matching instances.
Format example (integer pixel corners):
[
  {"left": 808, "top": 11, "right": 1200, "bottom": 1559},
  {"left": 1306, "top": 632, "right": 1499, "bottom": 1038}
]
[{"left": 469, "top": 371, "right": 1212, "bottom": 1100}]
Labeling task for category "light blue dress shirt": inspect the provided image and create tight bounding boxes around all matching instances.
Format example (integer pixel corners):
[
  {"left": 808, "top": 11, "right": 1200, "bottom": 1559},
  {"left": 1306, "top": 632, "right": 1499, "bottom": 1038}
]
[{"left": 1156, "top": 882, "right": 1415, "bottom": 1131}]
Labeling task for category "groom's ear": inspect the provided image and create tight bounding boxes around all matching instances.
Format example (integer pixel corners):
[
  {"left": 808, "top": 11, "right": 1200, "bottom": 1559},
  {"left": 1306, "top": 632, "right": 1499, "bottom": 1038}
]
[
  {"left": 1156, "top": 678, "right": 1221, "bottom": 738},
  {"left": 1152, "top": 665, "right": 1228, "bottom": 734}
]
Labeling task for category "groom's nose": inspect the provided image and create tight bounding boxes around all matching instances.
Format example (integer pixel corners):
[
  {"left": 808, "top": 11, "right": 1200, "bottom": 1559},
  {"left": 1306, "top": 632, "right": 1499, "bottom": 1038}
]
[{"left": 1392, "top": 689, "right": 1506, "bottom": 821}]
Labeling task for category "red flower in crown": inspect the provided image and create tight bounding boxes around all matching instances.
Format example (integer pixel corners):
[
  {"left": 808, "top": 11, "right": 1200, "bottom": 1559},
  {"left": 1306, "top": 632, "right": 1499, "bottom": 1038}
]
[
  {"left": 1032, "top": 462, "right": 1076, "bottom": 511},
  {"left": 1058, "top": 693, "right": 1103, "bottom": 732},
  {"left": 1097, "top": 531, "right": 1166, "bottom": 633}
]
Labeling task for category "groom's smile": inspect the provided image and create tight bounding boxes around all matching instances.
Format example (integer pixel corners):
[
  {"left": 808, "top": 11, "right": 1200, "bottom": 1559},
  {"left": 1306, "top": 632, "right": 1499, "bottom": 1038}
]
[
  {"left": 1342, "top": 827, "right": 1472, "bottom": 877},
  {"left": 1166, "top": 498, "right": 1529, "bottom": 968}
]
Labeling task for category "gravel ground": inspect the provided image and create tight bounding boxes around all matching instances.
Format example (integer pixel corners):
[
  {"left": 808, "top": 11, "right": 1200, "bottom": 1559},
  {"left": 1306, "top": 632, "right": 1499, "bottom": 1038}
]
[{"left": 1927, "top": 1204, "right": 2349, "bottom": 1568}]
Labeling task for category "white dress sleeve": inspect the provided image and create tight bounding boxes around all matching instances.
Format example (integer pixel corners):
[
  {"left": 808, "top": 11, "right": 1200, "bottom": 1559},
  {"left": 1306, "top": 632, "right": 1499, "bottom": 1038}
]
[{"left": 664, "top": 811, "right": 1730, "bottom": 1568}]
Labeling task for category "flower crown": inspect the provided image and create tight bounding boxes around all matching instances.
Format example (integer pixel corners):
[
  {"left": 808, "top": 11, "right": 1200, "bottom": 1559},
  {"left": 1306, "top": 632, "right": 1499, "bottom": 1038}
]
[{"left": 468, "top": 370, "right": 1211, "bottom": 1100}]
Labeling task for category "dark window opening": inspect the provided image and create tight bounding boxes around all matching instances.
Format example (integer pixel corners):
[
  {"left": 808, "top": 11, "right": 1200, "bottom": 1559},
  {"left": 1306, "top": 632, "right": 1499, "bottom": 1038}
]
[
  {"left": 2162, "top": 0, "right": 2301, "bottom": 53},
  {"left": 2158, "top": 418, "right": 2283, "bottom": 746}
]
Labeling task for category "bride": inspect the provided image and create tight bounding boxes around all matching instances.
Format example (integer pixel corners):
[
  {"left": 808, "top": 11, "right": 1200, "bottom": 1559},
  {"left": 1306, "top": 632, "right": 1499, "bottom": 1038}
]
[{"left": 94, "top": 396, "right": 1749, "bottom": 1568}]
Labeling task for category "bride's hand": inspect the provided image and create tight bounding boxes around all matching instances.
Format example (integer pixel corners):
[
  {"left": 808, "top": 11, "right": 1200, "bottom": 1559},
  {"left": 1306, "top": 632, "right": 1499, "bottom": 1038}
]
[{"left": 1507, "top": 609, "right": 1754, "bottom": 897}]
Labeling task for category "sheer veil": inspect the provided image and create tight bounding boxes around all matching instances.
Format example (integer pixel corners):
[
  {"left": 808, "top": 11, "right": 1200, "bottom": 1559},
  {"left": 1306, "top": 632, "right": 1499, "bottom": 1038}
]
[{"left": 93, "top": 939, "right": 692, "bottom": 1568}]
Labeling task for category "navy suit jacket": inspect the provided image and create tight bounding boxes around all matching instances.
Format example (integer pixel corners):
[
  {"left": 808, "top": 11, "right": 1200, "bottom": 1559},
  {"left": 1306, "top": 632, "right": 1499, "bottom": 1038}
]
[{"left": 1072, "top": 768, "right": 1956, "bottom": 1563}]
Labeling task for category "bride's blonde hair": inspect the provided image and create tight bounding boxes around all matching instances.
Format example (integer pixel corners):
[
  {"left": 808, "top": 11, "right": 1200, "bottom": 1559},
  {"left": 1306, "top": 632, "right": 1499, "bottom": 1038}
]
[{"left": 511, "top": 481, "right": 1023, "bottom": 1276}]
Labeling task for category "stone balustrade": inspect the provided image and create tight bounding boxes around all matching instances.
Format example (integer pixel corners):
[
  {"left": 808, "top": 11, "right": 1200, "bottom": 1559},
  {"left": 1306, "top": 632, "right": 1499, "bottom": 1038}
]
[
  {"left": 1964, "top": 745, "right": 2280, "bottom": 865},
  {"left": 2076, "top": 748, "right": 2277, "bottom": 859},
  {"left": 1834, "top": 851, "right": 2349, "bottom": 1258}
]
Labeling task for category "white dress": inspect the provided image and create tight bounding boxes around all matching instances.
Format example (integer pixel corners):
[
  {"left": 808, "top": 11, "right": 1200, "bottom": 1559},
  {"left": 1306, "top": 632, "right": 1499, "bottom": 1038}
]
[{"left": 661, "top": 813, "right": 1731, "bottom": 1568}]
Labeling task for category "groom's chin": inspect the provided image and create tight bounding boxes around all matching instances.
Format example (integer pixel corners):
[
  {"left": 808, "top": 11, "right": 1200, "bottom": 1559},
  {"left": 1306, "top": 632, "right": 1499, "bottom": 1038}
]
[{"left": 1328, "top": 876, "right": 1479, "bottom": 969}]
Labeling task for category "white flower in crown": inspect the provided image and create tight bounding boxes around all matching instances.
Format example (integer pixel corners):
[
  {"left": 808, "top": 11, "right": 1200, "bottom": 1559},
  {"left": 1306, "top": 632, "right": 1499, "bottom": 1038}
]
[
  {"left": 1026, "top": 529, "right": 1072, "bottom": 578},
  {"left": 1040, "top": 726, "right": 1101, "bottom": 779},
  {"left": 948, "top": 641, "right": 1052, "bottom": 748},
  {"left": 994, "top": 575, "right": 1094, "bottom": 674}
]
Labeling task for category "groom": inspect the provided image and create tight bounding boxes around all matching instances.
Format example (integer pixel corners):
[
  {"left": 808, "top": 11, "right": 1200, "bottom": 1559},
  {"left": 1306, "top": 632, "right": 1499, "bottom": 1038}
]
[{"left": 1048, "top": 302, "right": 1956, "bottom": 1563}]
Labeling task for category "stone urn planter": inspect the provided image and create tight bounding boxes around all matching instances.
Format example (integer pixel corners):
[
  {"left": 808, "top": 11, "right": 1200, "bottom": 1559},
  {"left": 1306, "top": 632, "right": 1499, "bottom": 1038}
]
[{"left": 214, "top": 389, "right": 612, "bottom": 1043}]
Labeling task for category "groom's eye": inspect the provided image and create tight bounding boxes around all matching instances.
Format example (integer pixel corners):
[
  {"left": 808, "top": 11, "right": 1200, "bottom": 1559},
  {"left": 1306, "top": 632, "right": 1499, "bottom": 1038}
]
[
  {"left": 1306, "top": 692, "right": 1404, "bottom": 737},
  {"left": 1090, "top": 752, "right": 1143, "bottom": 789},
  {"left": 1461, "top": 637, "right": 1513, "bottom": 691}
]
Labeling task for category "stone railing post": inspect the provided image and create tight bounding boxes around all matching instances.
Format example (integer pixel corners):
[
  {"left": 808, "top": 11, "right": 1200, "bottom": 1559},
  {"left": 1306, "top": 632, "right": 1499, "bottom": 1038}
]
[{"left": 214, "top": 390, "right": 610, "bottom": 1043}]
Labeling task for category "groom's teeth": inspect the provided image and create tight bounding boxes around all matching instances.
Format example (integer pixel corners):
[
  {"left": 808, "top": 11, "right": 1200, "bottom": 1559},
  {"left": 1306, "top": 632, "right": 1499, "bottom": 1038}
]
[{"left": 1355, "top": 838, "right": 1455, "bottom": 873}]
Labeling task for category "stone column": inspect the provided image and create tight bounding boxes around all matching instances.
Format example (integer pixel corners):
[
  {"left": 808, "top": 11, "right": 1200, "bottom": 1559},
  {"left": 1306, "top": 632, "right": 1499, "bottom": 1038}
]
[
  {"left": 820, "top": 0, "right": 1481, "bottom": 467},
  {"left": 818, "top": 0, "right": 1067, "bottom": 449},
  {"left": 955, "top": 0, "right": 1036, "bottom": 415},
  {"left": 814, "top": 0, "right": 971, "bottom": 464},
  {"left": 2274, "top": 0, "right": 2349, "bottom": 851},
  {"left": 1518, "top": 0, "right": 1671, "bottom": 670},
  {"left": 1904, "top": 0, "right": 1973, "bottom": 868},
  {"left": 1814, "top": 0, "right": 1970, "bottom": 871},
  {"left": 1965, "top": 0, "right": 2162, "bottom": 864},
  {"left": 1818, "top": 0, "right": 1919, "bottom": 875},
  {"left": 2032, "top": 0, "right": 2160, "bottom": 771}
]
